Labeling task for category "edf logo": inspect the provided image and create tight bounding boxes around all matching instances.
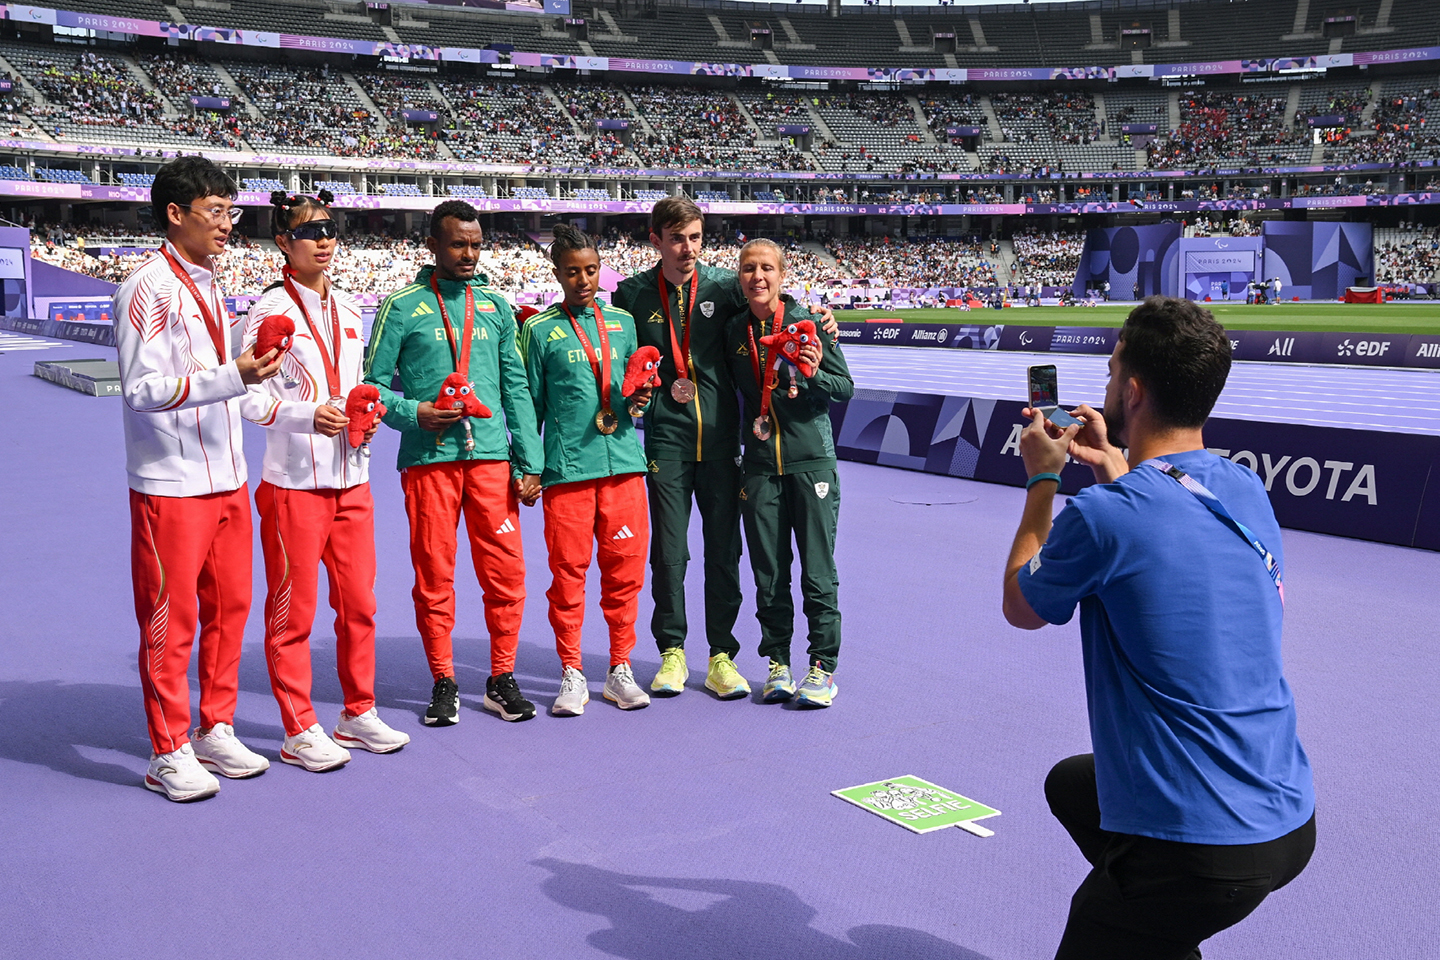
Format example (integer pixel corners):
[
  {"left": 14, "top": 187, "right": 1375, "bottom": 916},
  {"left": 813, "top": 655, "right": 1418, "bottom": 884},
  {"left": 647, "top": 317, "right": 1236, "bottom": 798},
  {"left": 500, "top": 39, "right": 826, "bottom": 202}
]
[{"left": 1336, "top": 339, "right": 1391, "bottom": 358}]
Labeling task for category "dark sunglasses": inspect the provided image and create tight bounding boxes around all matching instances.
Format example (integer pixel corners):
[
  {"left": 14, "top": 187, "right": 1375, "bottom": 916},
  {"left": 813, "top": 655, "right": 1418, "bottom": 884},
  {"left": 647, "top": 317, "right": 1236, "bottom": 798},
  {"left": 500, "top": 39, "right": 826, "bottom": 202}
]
[{"left": 288, "top": 219, "right": 339, "bottom": 242}]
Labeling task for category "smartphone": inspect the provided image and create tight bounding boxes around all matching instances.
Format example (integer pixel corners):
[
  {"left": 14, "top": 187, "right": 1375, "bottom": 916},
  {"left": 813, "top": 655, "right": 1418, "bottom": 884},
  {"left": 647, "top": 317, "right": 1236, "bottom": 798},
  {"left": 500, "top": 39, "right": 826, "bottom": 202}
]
[{"left": 1027, "top": 364, "right": 1084, "bottom": 428}]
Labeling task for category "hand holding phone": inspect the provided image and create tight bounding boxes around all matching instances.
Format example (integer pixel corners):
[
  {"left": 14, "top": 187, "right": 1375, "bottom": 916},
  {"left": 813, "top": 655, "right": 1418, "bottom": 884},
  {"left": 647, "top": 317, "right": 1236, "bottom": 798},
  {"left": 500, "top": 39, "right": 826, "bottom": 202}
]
[{"left": 1027, "top": 364, "right": 1084, "bottom": 428}]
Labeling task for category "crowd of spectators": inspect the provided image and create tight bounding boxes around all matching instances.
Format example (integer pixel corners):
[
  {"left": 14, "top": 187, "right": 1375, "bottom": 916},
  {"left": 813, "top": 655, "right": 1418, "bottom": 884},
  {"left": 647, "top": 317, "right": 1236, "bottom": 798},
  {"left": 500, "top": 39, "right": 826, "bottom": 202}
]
[
  {"left": 823, "top": 236, "right": 999, "bottom": 289},
  {"left": 1012, "top": 229, "right": 1083, "bottom": 288},
  {"left": 1374, "top": 224, "right": 1439, "bottom": 288},
  {"left": 1148, "top": 91, "right": 1299, "bottom": 169}
]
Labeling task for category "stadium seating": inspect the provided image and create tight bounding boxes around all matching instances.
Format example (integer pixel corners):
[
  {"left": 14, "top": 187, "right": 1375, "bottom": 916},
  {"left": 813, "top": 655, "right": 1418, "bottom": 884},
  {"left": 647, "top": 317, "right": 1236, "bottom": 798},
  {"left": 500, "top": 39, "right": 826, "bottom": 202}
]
[
  {"left": 36, "top": 168, "right": 91, "bottom": 184},
  {"left": 447, "top": 185, "right": 490, "bottom": 198},
  {"left": 243, "top": 178, "right": 286, "bottom": 193},
  {"left": 512, "top": 186, "right": 550, "bottom": 200},
  {"left": 572, "top": 189, "right": 611, "bottom": 200},
  {"left": 378, "top": 182, "right": 424, "bottom": 197},
  {"left": 314, "top": 181, "right": 358, "bottom": 195},
  {"left": 117, "top": 172, "right": 155, "bottom": 187},
  {"left": 633, "top": 190, "right": 668, "bottom": 201}
]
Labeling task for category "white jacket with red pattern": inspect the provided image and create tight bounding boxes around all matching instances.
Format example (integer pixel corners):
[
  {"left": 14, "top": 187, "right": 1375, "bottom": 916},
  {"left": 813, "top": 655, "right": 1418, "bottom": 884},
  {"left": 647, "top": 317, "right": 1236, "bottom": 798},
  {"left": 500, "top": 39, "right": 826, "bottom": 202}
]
[
  {"left": 113, "top": 242, "right": 309, "bottom": 497},
  {"left": 242, "top": 279, "right": 370, "bottom": 490}
]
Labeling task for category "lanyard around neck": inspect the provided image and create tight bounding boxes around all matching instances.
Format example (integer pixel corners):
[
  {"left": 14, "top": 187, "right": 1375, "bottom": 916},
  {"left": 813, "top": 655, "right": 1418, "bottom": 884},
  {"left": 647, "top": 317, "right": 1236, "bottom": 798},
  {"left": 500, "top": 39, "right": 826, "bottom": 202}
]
[
  {"left": 658, "top": 269, "right": 698, "bottom": 382},
  {"left": 560, "top": 301, "right": 613, "bottom": 417},
  {"left": 283, "top": 266, "right": 341, "bottom": 400},
  {"left": 430, "top": 274, "right": 475, "bottom": 378},
  {"left": 160, "top": 245, "right": 225, "bottom": 361}
]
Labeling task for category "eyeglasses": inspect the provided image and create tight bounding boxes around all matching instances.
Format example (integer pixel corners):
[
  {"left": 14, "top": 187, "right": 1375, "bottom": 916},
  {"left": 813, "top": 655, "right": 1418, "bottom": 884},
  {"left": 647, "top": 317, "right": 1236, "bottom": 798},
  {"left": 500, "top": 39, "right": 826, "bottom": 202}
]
[
  {"left": 288, "top": 219, "right": 340, "bottom": 242},
  {"left": 180, "top": 203, "right": 244, "bottom": 224}
]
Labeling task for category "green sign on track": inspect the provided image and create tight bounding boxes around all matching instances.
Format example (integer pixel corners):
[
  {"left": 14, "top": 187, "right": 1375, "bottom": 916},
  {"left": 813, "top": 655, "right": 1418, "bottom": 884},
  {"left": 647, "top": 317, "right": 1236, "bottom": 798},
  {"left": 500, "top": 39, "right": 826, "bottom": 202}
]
[{"left": 833, "top": 775, "right": 1000, "bottom": 836}]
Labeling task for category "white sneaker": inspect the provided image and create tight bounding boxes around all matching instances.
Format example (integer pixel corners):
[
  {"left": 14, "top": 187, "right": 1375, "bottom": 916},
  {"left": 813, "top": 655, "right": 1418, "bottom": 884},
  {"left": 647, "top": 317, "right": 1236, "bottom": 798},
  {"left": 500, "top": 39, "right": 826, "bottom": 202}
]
[
  {"left": 333, "top": 708, "right": 411, "bottom": 754},
  {"left": 144, "top": 742, "right": 220, "bottom": 802},
  {"left": 280, "top": 724, "right": 352, "bottom": 772},
  {"left": 603, "top": 663, "right": 651, "bottom": 711},
  {"left": 191, "top": 722, "right": 271, "bottom": 778},
  {"left": 552, "top": 666, "right": 589, "bottom": 716}
]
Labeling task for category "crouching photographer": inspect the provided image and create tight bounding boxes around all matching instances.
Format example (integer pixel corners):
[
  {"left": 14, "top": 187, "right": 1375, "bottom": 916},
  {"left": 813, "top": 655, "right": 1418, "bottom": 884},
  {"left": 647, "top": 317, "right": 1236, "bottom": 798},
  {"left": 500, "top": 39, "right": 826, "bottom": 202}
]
[{"left": 1001, "top": 296, "right": 1316, "bottom": 960}]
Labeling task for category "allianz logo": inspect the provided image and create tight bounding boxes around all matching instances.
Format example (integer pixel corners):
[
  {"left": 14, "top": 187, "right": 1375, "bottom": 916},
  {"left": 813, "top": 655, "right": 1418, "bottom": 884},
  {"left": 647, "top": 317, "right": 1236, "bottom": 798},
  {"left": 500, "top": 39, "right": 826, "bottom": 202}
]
[
  {"left": 1418, "top": 342, "right": 1440, "bottom": 358},
  {"left": 908, "top": 327, "right": 948, "bottom": 342}
]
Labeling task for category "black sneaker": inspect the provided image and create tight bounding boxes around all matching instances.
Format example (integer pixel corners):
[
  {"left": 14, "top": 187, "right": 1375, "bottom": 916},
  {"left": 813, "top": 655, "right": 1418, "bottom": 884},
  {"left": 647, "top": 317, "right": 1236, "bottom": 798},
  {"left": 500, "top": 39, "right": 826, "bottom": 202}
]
[
  {"left": 424, "top": 676, "right": 460, "bottom": 727},
  {"left": 483, "top": 672, "right": 536, "bottom": 722}
]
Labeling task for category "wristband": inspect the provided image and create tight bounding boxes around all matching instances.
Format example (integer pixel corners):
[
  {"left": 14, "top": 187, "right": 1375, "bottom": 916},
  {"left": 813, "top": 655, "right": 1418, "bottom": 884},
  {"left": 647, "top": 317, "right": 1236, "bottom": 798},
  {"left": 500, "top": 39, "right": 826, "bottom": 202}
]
[{"left": 1026, "top": 472, "right": 1063, "bottom": 490}]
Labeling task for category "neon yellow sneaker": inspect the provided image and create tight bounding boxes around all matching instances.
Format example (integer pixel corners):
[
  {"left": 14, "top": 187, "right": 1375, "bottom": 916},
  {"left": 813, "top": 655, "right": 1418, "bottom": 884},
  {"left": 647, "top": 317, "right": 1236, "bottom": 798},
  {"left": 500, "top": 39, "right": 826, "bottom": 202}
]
[
  {"left": 650, "top": 647, "right": 689, "bottom": 695},
  {"left": 704, "top": 653, "right": 751, "bottom": 700}
]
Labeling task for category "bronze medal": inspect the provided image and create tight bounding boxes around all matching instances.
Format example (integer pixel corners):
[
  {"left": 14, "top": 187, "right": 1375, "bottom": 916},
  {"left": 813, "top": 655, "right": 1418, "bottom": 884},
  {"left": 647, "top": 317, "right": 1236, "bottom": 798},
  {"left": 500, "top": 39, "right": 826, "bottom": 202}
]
[
  {"left": 670, "top": 377, "right": 696, "bottom": 404},
  {"left": 753, "top": 415, "right": 772, "bottom": 441},
  {"left": 596, "top": 407, "right": 619, "bottom": 435}
]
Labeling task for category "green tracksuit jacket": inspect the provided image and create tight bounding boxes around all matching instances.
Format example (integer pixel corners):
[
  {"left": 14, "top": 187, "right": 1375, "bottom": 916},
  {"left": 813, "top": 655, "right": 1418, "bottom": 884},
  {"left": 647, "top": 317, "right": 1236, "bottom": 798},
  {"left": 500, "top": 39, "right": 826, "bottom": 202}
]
[
  {"left": 726, "top": 296, "right": 855, "bottom": 476},
  {"left": 363, "top": 266, "right": 543, "bottom": 474},
  {"left": 611, "top": 262, "right": 747, "bottom": 462},
  {"left": 518, "top": 300, "right": 647, "bottom": 488}
]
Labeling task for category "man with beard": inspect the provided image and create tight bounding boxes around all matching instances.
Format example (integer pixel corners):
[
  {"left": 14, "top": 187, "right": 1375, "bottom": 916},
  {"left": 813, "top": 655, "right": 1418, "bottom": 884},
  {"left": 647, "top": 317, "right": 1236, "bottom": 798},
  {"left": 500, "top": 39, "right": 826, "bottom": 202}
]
[{"left": 1002, "top": 297, "right": 1315, "bottom": 959}]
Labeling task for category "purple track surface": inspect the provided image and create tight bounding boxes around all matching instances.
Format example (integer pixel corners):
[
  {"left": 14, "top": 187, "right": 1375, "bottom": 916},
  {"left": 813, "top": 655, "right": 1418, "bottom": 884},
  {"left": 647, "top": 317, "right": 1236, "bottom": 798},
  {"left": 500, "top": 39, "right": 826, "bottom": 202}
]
[{"left": 1, "top": 343, "right": 1436, "bottom": 960}]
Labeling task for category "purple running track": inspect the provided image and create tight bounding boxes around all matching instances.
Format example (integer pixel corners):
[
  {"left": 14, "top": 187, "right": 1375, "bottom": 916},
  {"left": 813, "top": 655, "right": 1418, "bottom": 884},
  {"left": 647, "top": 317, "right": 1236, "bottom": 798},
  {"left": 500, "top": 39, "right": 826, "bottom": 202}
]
[{"left": 0, "top": 347, "right": 1435, "bottom": 960}]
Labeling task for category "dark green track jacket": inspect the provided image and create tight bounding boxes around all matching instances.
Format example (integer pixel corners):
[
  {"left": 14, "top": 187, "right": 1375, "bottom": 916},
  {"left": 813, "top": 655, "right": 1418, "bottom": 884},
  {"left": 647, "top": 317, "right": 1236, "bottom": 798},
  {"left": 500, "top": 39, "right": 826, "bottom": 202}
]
[
  {"left": 611, "top": 262, "right": 747, "bottom": 462},
  {"left": 725, "top": 296, "right": 854, "bottom": 477},
  {"left": 363, "top": 265, "right": 543, "bottom": 473}
]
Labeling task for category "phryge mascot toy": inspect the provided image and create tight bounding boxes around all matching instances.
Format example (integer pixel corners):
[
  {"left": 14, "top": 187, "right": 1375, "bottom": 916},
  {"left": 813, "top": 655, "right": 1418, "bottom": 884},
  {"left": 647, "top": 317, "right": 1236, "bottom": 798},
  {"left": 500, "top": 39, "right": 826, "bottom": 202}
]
[
  {"left": 759, "top": 319, "right": 819, "bottom": 398},
  {"left": 344, "top": 383, "right": 386, "bottom": 458},
  {"left": 435, "top": 372, "right": 492, "bottom": 452}
]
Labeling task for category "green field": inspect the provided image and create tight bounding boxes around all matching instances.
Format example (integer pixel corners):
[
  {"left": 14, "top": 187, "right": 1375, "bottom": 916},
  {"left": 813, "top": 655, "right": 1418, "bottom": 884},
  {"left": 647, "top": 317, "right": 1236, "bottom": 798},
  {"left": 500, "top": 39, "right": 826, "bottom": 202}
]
[{"left": 844, "top": 303, "right": 1440, "bottom": 334}]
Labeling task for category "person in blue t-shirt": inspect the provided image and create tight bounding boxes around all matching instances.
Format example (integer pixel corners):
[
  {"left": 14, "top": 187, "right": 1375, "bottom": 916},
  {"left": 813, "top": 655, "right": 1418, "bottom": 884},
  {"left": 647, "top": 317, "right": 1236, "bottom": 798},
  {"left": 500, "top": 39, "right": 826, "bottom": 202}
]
[{"left": 1002, "top": 296, "right": 1316, "bottom": 960}]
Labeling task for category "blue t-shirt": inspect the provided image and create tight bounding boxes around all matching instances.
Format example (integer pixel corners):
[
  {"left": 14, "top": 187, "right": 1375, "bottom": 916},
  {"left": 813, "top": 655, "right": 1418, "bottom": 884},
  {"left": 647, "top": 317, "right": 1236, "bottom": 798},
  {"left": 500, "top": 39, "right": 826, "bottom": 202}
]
[{"left": 1019, "top": 449, "right": 1314, "bottom": 845}]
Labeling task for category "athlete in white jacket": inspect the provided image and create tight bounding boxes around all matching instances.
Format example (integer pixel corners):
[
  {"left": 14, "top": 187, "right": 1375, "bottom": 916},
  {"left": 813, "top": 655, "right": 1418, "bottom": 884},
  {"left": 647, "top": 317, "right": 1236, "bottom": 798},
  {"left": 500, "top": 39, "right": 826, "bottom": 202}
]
[
  {"left": 243, "top": 190, "right": 409, "bottom": 773},
  {"left": 114, "top": 157, "right": 282, "bottom": 802}
]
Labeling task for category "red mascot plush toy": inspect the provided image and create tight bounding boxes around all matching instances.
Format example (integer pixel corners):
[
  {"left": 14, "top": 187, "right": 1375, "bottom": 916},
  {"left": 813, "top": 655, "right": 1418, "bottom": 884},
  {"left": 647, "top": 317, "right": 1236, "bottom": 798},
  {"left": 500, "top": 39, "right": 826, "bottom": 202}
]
[
  {"left": 435, "top": 372, "right": 491, "bottom": 453},
  {"left": 255, "top": 314, "right": 296, "bottom": 360},
  {"left": 759, "top": 319, "right": 820, "bottom": 398},
  {"left": 622, "top": 345, "right": 662, "bottom": 416},
  {"left": 344, "top": 383, "right": 386, "bottom": 457}
]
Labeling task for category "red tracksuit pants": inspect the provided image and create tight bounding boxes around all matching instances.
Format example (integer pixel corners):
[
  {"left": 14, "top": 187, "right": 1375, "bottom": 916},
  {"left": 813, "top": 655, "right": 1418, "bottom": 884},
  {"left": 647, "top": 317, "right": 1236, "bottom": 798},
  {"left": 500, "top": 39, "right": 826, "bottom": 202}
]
[
  {"left": 255, "top": 481, "right": 377, "bottom": 737},
  {"left": 130, "top": 487, "right": 252, "bottom": 756},
  {"left": 401, "top": 460, "right": 526, "bottom": 679},
  {"left": 542, "top": 474, "right": 648, "bottom": 671}
]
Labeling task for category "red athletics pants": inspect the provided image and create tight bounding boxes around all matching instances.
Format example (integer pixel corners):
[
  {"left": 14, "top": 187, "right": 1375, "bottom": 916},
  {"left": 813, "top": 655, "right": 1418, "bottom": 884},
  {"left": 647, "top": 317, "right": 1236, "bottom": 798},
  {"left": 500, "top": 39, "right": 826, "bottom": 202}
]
[
  {"left": 130, "top": 486, "right": 252, "bottom": 756},
  {"left": 542, "top": 474, "right": 648, "bottom": 671},
  {"left": 255, "top": 481, "right": 377, "bottom": 737},
  {"left": 401, "top": 460, "right": 525, "bottom": 679}
]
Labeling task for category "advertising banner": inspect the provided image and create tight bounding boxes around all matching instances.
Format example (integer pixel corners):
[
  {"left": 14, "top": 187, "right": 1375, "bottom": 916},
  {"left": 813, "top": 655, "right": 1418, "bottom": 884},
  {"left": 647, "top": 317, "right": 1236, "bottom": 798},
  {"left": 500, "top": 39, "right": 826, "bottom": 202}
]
[
  {"left": 829, "top": 387, "right": 1440, "bottom": 550},
  {"left": 1074, "top": 223, "right": 1183, "bottom": 300}
]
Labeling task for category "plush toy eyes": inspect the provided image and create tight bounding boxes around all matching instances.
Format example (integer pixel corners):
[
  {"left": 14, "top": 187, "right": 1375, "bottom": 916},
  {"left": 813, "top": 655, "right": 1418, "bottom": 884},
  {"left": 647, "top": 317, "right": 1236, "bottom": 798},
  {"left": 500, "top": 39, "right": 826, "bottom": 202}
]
[
  {"left": 280, "top": 335, "right": 291, "bottom": 347},
  {"left": 644, "top": 361, "right": 656, "bottom": 371},
  {"left": 365, "top": 402, "right": 376, "bottom": 413},
  {"left": 444, "top": 386, "right": 456, "bottom": 396},
  {"left": 459, "top": 385, "right": 472, "bottom": 396},
  {"left": 786, "top": 324, "right": 798, "bottom": 335},
  {"left": 800, "top": 334, "right": 811, "bottom": 344}
]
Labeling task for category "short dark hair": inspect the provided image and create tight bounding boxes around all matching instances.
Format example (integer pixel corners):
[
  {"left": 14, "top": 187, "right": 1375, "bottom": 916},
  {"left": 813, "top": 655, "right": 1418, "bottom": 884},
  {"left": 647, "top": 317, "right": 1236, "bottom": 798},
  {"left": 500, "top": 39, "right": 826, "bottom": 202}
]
[
  {"left": 430, "top": 199, "right": 480, "bottom": 238},
  {"left": 548, "top": 222, "right": 598, "bottom": 266},
  {"left": 150, "top": 156, "right": 236, "bottom": 225},
  {"left": 649, "top": 195, "right": 703, "bottom": 238},
  {"left": 1118, "top": 297, "right": 1232, "bottom": 428}
]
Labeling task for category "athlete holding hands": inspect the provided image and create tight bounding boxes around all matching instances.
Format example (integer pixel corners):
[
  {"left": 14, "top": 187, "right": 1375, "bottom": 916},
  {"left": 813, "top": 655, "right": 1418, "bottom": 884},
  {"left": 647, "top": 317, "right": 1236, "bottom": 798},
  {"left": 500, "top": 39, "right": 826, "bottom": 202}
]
[
  {"left": 363, "top": 201, "right": 544, "bottom": 727},
  {"left": 243, "top": 190, "right": 409, "bottom": 773},
  {"left": 519, "top": 224, "right": 654, "bottom": 716}
]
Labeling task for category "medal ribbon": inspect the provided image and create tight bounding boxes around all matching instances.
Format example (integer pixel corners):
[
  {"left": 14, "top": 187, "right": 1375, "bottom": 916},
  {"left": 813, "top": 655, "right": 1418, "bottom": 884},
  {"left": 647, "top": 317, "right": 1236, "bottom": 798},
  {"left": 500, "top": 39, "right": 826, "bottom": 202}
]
[
  {"left": 746, "top": 304, "right": 785, "bottom": 423},
  {"left": 560, "top": 301, "right": 613, "bottom": 419},
  {"left": 430, "top": 274, "right": 475, "bottom": 378},
  {"left": 283, "top": 265, "right": 342, "bottom": 400},
  {"left": 658, "top": 270, "right": 698, "bottom": 385},
  {"left": 160, "top": 245, "right": 226, "bottom": 361}
]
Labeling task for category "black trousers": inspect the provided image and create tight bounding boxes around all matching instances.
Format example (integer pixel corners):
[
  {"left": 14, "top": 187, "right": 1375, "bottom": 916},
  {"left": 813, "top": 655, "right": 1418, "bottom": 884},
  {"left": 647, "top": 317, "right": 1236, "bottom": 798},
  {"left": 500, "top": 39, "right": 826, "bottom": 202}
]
[{"left": 1046, "top": 754, "right": 1316, "bottom": 960}]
